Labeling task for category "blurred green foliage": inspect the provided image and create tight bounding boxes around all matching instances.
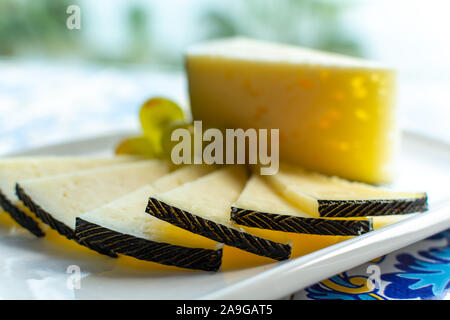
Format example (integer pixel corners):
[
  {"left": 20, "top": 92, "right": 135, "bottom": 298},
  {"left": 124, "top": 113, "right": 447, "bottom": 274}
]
[
  {"left": 0, "top": 0, "right": 363, "bottom": 67},
  {"left": 202, "top": 0, "right": 363, "bottom": 57},
  {"left": 0, "top": 0, "right": 80, "bottom": 56}
]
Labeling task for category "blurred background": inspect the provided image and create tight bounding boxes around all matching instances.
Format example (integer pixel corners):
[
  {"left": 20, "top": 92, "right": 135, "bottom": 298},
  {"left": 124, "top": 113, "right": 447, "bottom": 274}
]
[{"left": 1, "top": 0, "right": 449, "bottom": 154}]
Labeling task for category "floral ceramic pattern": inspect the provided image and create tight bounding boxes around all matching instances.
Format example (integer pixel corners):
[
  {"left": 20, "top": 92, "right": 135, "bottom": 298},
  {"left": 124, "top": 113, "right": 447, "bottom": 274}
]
[
  {"left": 1, "top": 62, "right": 448, "bottom": 300},
  {"left": 298, "top": 229, "right": 450, "bottom": 300}
]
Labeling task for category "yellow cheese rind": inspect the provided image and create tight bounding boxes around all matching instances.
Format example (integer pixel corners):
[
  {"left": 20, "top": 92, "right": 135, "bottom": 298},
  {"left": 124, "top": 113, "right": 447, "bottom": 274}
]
[
  {"left": 372, "top": 214, "right": 416, "bottom": 230},
  {"left": 186, "top": 37, "right": 397, "bottom": 183}
]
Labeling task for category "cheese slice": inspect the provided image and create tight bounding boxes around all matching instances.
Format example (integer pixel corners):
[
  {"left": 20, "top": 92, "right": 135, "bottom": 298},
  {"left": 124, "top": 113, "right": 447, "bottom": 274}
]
[
  {"left": 232, "top": 175, "right": 372, "bottom": 236},
  {"left": 0, "top": 156, "right": 140, "bottom": 237},
  {"left": 186, "top": 37, "right": 397, "bottom": 183},
  {"left": 266, "top": 163, "right": 427, "bottom": 218},
  {"left": 16, "top": 160, "right": 169, "bottom": 249},
  {"left": 76, "top": 165, "right": 222, "bottom": 271},
  {"left": 372, "top": 214, "right": 416, "bottom": 229},
  {"left": 146, "top": 166, "right": 292, "bottom": 261}
]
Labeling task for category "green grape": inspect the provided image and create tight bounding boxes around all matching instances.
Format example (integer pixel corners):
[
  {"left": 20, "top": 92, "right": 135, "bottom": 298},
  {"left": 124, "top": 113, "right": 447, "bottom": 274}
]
[
  {"left": 161, "top": 120, "right": 195, "bottom": 163},
  {"left": 115, "top": 136, "right": 157, "bottom": 158},
  {"left": 139, "top": 97, "right": 185, "bottom": 155}
]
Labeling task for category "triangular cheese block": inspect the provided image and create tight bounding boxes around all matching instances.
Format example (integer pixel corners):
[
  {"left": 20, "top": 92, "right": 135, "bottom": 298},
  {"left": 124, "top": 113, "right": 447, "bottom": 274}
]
[
  {"left": 266, "top": 163, "right": 427, "bottom": 218},
  {"left": 0, "top": 156, "right": 139, "bottom": 236},
  {"left": 146, "top": 166, "right": 292, "bottom": 261},
  {"left": 186, "top": 37, "right": 397, "bottom": 184},
  {"left": 232, "top": 175, "right": 372, "bottom": 236},
  {"left": 16, "top": 160, "right": 169, "bottom": 250},
  {"left": 76, "top": 165, "right": 222, "bottom": 271}
]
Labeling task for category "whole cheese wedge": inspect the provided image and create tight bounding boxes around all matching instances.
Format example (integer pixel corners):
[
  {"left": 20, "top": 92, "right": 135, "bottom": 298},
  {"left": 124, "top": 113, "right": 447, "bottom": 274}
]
[
  {"left": 265, "top": 163, "right": 427, "bottom": 218},
  {"left": 16, "top": 160, "right": 169, "bottom": 250},
  {"left": 186, "top": 37, "right": 398, "bottom": 183},
  {"left": 232, "top": 174, "right": 372, "bottom": 236},
  {"left": 76, "top": 165, "right": 222, "bottom": 271},
  {"left": 0, "top": 156, "right": 140, "bottom": 237},
  {"left": 146, "top": 166, "right": 292, "bottom": 261}
]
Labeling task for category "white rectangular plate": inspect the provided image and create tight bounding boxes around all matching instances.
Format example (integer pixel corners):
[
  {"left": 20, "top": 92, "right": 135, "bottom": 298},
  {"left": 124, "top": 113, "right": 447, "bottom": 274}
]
[{"left": 0, "top": 131, "right": 449, "bottom": 300}]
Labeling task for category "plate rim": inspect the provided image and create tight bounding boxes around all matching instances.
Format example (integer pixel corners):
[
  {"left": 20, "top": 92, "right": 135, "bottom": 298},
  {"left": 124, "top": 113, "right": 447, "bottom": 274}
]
[{"left": 200, "top": 201, "right": 450, "bottom": 299}]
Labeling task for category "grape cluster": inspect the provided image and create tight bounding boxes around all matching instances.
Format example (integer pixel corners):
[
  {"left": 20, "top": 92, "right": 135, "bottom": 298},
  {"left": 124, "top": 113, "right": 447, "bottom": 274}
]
[{"left": 116, "top": 97, "right": 191, "bottom": 160}]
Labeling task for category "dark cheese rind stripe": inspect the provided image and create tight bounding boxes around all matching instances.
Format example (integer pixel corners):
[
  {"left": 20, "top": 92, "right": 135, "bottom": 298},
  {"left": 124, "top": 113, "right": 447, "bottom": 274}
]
[
  {"left": 75, "top": 218, "right": 223, "bottom": 272},
  {"left": 146, "top": 197, "right": 291, "bottom": 261},
  {"left": 0, "top": 189, "right": 45, "bottom": 237},
  {"left": 15, "top": 184, "right": 117, "bottom": 258},
  {"left": 230, "top": 207, "right": 372, "bottom": 236},
  {"left": 318, "top": 195, "right": 428, "bottom": 217}
]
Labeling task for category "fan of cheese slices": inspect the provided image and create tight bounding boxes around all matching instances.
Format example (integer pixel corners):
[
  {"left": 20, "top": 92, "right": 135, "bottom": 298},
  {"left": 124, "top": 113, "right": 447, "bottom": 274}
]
[{"left": 0, "top": 38, "right": 428, "bottom": 272}]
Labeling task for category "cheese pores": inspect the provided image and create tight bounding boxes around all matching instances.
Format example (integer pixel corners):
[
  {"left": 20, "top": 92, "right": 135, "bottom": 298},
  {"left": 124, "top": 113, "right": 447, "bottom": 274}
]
[{"left": 186, "top": 38, "right": 397, "bottom": 184}]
